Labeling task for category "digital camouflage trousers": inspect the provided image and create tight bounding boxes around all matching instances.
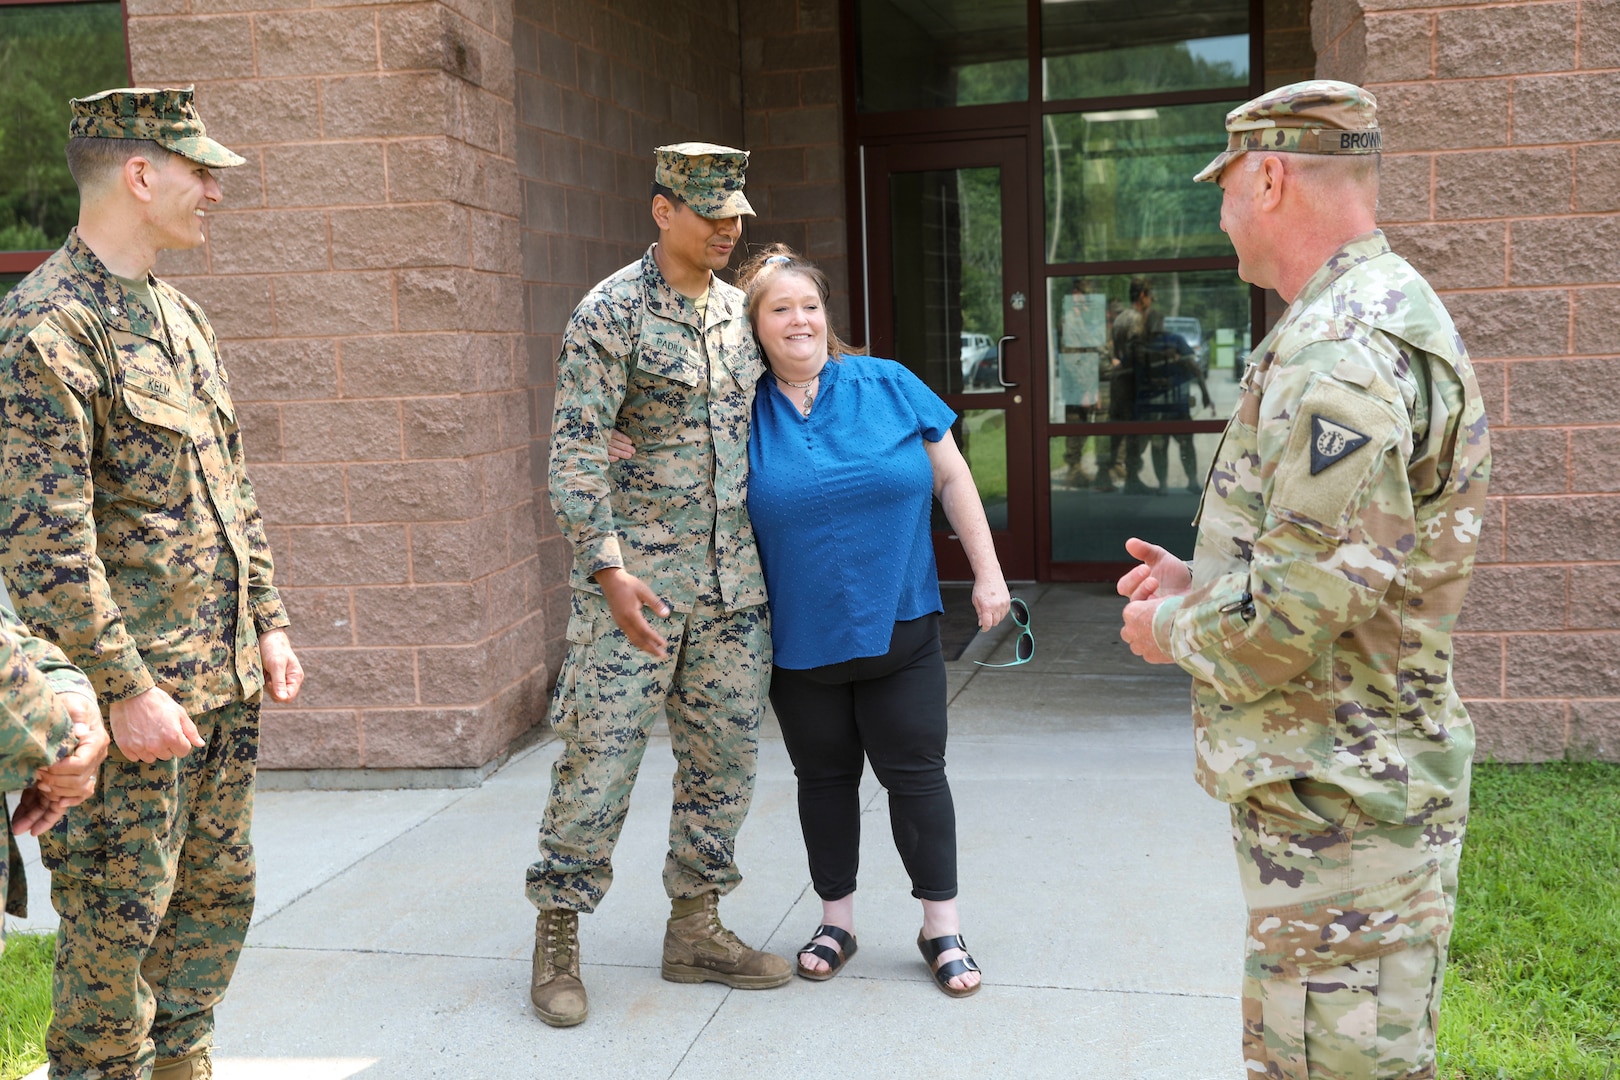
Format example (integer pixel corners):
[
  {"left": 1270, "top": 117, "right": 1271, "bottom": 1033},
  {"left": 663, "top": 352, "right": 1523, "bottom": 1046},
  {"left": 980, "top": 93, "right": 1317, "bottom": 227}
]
[
  {"left": 1232, "top": 777, "right": 1465, "bottom": 1080},
  {"left": 526, "top": 590, "right": 770, "bottom": 914},
  {"left": 41, "top": 697, "right": 258, "bottom": 1080}
]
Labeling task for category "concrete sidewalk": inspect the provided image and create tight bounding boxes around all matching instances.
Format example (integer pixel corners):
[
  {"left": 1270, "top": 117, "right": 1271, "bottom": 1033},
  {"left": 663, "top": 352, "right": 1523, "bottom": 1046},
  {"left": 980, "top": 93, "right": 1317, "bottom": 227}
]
[{"left": 16, "top": 584, "right": 1246, "bottom": 1079}]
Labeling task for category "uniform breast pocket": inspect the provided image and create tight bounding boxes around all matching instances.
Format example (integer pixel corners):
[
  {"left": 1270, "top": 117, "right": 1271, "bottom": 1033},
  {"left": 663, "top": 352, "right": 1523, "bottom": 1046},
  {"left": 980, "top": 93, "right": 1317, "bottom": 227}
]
[
  {"left": 102, "top": 382, "right": 190, "bottom": 508},
  {"left": 635, "top": 338, "right": 702, "bottom": 388}
]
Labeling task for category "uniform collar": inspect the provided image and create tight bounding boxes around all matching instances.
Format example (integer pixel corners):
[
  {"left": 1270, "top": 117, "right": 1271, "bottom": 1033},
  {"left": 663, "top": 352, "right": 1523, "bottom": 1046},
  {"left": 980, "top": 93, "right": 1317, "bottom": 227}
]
[
  {"left": 64, "top": 229, "right": 167, "bottom": 344},
  {"left": 1288, "top": 229, "right": 1391, "bottom": 315},
  {"left": 639, "top": 243, "right": 741, "bottom": 331}
]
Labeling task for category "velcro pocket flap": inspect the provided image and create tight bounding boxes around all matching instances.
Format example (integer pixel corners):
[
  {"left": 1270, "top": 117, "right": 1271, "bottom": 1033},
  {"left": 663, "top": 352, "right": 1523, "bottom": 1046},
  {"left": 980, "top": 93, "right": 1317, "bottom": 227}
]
[{"left": 1271, "top": 374, "right": 1401, "bottom": 540}]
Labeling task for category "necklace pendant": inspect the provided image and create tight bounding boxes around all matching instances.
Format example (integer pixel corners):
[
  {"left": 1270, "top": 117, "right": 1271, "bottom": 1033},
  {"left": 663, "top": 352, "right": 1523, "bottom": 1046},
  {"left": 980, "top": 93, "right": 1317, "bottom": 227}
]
[{"left": 800, "top": 389, "right": 814, "bottom": 416}]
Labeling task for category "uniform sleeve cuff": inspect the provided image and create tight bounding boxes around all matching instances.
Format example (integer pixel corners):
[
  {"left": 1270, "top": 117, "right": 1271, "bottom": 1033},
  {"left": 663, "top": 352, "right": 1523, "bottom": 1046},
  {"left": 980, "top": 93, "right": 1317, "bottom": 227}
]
[
  {"left": 581, "top": 535, "right": 624, "bottom": 580},
  {"left": 44, "top": 668, "right": 96, "bottom": 702},
  {"left": 82, "top": 649, "right": 157, "bottom": 705},
  {"left": 1152, "top": 594, "right": 1188, "bottom": 660},
  {"left": 252, "top": 590, "right": 291, "bottom": 635}
]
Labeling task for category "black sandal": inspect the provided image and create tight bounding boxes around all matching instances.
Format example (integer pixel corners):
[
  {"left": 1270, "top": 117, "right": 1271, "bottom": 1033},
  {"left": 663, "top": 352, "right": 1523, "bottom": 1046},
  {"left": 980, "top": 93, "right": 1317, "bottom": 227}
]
[
  {"left": 796, "top": 924, "right": 857, "bottom": 982},
  {"left": 917, "top": 931, "right": 981, "bottom": 998}
]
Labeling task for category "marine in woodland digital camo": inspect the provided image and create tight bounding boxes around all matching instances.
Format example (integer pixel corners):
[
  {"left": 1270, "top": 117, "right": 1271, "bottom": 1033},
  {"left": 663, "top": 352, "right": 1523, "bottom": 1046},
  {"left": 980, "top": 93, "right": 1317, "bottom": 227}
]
[
  {"left": 0, "top": 86, "right": 302, "bottom": 1080},
  {"left": 1117, "top": 80, "right": 1489, "bottom": 1080},
  {"left": 526, "top": 141, "right": 787, "bottom": 1030}
]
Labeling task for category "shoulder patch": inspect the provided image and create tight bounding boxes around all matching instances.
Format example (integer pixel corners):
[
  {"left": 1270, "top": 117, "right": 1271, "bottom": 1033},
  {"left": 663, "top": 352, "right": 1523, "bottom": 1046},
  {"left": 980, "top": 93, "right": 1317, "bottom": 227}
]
[
  {"left": 1309, "top": 415, "right": 1371, "bottom": 475},
  {"left": 1270, "top": 373, "right": 1403, "bottom": 539}
]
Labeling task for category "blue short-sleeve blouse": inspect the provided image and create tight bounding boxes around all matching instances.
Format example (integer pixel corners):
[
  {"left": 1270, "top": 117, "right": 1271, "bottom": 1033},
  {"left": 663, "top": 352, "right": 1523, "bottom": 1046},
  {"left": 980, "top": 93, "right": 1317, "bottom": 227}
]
[{"left": 747, "top": 355, "right": 958, "bottom": 669}]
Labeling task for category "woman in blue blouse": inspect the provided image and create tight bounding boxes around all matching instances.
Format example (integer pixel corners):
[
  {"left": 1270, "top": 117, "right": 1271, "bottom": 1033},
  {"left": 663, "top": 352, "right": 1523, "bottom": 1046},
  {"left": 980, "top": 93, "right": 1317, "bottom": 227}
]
[{"left": 738, "top": 245, "right": 1009, "bottom": 997}]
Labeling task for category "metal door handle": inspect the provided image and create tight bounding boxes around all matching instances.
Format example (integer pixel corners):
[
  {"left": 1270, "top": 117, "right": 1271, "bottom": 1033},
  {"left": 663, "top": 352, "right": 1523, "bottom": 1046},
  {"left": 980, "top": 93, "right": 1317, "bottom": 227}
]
[{"left": 996, "top": 335, "right": 1018, "bottom": 388}]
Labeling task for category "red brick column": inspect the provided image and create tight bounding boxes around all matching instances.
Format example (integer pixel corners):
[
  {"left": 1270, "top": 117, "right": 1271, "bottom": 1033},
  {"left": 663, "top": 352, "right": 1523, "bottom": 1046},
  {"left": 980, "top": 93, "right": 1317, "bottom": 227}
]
[
  {"left": 1315, "top": 0, "right": 1620, "bottom": 762},
  {"left": 128, "top": 0, "right": 546, "bottom": 771}
]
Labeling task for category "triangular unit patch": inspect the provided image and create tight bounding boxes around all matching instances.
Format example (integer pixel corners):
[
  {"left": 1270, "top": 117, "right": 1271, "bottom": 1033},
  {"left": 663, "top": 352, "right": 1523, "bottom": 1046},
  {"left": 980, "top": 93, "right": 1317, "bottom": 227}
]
[{"left": 1309, "top": 414, "right": 1371, "bottom": 475}]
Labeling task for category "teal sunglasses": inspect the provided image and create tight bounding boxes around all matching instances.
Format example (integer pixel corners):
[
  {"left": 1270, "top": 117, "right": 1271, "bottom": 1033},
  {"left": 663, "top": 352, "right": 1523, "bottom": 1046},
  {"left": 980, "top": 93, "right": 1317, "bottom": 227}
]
[{"left": 974, "top": 597, "right": 1033, "bottom": 668}]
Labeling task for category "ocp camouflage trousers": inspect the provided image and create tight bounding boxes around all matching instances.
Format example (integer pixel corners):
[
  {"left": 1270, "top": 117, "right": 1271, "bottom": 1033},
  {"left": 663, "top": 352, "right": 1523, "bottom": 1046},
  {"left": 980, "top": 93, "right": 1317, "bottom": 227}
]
[
  {"left": 1231, "top": 778, "right": 1466, "bottom": 1080},
  {"left": 40, "top": 697, "right": 258, "bottom": 1080},
  {"left": 526, "top": 591, "right": 770, "bottom": 914}
]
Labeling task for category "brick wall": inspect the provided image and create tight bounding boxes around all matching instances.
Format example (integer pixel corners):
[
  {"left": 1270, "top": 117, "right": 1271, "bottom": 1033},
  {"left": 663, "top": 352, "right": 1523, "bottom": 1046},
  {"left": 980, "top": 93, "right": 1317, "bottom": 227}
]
[
  {"left": 129, "top": 0, "right": 544, "bottom": 770},
  {"left": 1266, "top": 0, "right": 1317, "bottom": 89},
  {"left": 1315, "top": 0, "right": 1620, "bottom": 762}
]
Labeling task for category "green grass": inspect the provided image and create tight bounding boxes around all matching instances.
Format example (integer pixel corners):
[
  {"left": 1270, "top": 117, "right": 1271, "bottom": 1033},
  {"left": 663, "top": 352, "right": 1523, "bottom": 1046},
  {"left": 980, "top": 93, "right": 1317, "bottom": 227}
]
[
  {"left": 0, "top": 929, "right": 53, "bottom": 1080},
  {"left": 1438, "top": 762, "right": 1620, "bottom": 1079}
]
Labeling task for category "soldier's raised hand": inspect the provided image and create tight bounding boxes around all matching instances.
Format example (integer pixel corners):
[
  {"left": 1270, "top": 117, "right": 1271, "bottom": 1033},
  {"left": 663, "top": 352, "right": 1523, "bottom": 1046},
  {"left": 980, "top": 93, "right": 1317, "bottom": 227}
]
[
  {"left": 594, "top": 566, "right": 670, "bottom": 660},
  {"left": 109, "top": 685, "right": 205, "bottom": 763}
]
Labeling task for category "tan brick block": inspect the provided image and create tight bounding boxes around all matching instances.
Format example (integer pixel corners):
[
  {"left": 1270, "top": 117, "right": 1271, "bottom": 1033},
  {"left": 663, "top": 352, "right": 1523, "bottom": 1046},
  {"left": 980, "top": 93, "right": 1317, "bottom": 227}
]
[
  {"left": 279, "top": 586, "right": 356, "bottom": 646},
  {"left": 410, "top": 514, "right": 507, "bottom": 583},
  {"left": 484, "top": 560, "right": 530, "bottom": 630},
  {"left": 1489, "top": 428, "right": 1566, "bottom": 496},
  {"left": 256, "top": 9, "right": 379, "bottom": 78},
  {"left": 1576, "top": 144, "right": 1620, "bottom": 213},
  {"left": 295, "top": 645, "right": 417, "bottom": 708},
  {"left": 360, "top": 704, "right": 492, "bottom": 768},
  {"left": 1585, "top": 0, "right": 1620, "bottom": 70},
  {"left": 1374, "top": 80, "right": 1510, "bottom": 153},
  {"left": 1511, "top": 215, "right": 1620, "bottom": 287},
  {"left": 347, "top": 459, "right": 484, "bottom": 521},
  {"left": 248, "top": 462, "right": 350, "bottom": 525},
  {"left": 1447, "top": 289, "right": 1566, "bottom": 359},
  {"left": 1468, "top": 699, "right": 1567, "bottom": 764},
  {"left": 1509, "top": 632, "right": 1620, "bottom": 697},
  {"left": 416, "top": 641, "right": 495, "bottom": 705},
  {"left": 397, "top": 267, "right": 497, "bottom": 332},
  {"left": 1569, "top": 700, "right": 1620, "bottom": 761},
  {"left": 1575, "top": 288, "right": 1620, "bottom": 356},
  {"left": 1362, "top": 11, "right": 1430, "bottom": 81},
  {"left": 472, "top": 210, "right": 521, "bottom": 273},
  {"left": 331, "top": 205, "right": 469, "bottom": 271},
  {"left": 1504, "top": 495, "right": 1620, "bottom": 562},
  {"left": 218, "top": 148, "right": 265, "bottom": 209},
  {"left": 206, "top": 210, "right": 331, "bottom": 275},
  {"left": 260, "top": 709, "right": 361, "bottom": 770},
  {"left": 155, "top": 244, "right": 209, "bottom": 278},
  {"left": 1568, "top": 565, "right": 1620, "bottom": 630},
  {"left": 339, "top": 334, "right": 483, "bottom": 395},
  {"left": 322, "top": 72, "right": 456, "bottom": 138},
  {"left": 126, "top": 0, "right": 189, "bottom": 15},
  {"left": 1381, "top": 223, "right": 1506, "bottom": 290},
  {"left": 237, "top": 402, "right": 283, "bottom": 463},
  {"left": 1376, "top": 153, "right": 1428, "bottom": 224},
  {"left": 352, "top": 582, "right": 486, "bottom": 645},
  {"left": 167, "top": 273, "right": 276, "bottom": 338},
  {"left": 1509, "top": 358, "right": 1620, "bottom": 426},
  {"left": 225, "top": 339, "right": 340, "bottom": 402},
  {"left": 401, "top": 395, "right": 502, "bottom": 460},
  {"left": 388, "top": 138, "right": 477, "bottom": 205},
  {"left": 282, "top": 400, "right": 402, "bottom": 463},
  {"left": 1472, "top": 358, "right": 1505, "bottom": 430},
  {"left": 1435, "top": 149, "right": 1571, "bottom": 221},
  {"left": 1464, "top": 565, "right": 1567, "bottom": 632},
  {"left": 1569, "top": 429, "right": 1620, "bottom": 493},
  {"left": 1434, "top": 4, "right": 1575, "bottom": 79},
  {"left": 1450, "top": 633, "right": 1501, "bottom": 697},
  {"left": 129, "top": 16, "right": 254, "bottom": 82},
  {"left": 1514, "top": 72, "right": 1620, "bottom": 145},
  {"left": 189, "top": 0, "right": 308, "bottom": 13},
  {"left": 275, "top": 271, "right": 396, "bottom": 336},
  {"left": 197, "top": 78, "right": 322, "bottom": 145},
  {"left": 263, "top": 142, "right": 388, "bottom": 208}
]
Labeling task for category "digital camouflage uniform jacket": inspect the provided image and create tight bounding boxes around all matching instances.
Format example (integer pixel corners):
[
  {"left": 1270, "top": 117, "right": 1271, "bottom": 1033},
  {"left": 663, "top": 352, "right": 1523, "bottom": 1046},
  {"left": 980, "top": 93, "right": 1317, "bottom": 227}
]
[
  {"left": 0, "top": 230, "right": 288, "bottom": 716},
  {"left": 550, "top": 245, "right": 767, "bottom": 612},
  {"left": 1, "top": 603, "right": 93, "bottom": 923},
  {"left": 1153, "top": 231, "right": 1491, "bottom": 827}
]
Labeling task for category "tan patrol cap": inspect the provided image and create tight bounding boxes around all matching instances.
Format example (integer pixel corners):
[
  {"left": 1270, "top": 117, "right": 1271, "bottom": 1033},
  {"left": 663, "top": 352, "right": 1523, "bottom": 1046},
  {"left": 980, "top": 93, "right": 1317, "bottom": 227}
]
[
  {"left": 1193, "top": 80, "right": 1380, "bottom": 184},
  {"left": 69, "top": 87, "right": 245, "bottom": 169},
  {"left": 654, "top": 142, "right": 754, "bottom": 219}
]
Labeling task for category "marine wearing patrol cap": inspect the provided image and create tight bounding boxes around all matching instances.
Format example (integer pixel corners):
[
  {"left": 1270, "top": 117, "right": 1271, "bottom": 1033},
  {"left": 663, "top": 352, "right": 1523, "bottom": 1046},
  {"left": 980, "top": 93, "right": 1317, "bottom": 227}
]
[
  {"left": 68, "top": 86, "right": 245, "bottom": 169},
  {"left": 654, "top": 142, "right": 754, "bottom": 219},
  {"left": 1193, "top": 79, "right": 1379, "bottom": 183}
]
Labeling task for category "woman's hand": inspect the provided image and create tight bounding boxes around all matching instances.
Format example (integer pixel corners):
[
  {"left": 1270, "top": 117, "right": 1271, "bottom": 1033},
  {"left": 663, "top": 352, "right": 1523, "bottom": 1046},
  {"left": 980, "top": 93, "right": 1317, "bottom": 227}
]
[{"left": 971, "top": 576, "right": 1010, "bottom": 632}]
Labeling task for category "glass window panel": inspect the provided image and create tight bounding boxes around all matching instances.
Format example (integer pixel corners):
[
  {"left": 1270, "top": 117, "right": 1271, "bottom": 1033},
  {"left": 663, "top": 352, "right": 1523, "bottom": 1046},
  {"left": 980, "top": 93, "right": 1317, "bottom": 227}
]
[
  {"left": 889, "top": 167, "right": 1004, "bottom": 396},
  {"left": 1043, "top": 101, "right": 1237, "bottom": 263},
  {"left": 1041, "top": 0, "right": 1249, "bottom": 101},
  {"left": 934, "top": 409, "right": 1009, "bottom": 533},
  {"left": 856, "top": 0, "right": 1028, "bottom": 113},
  {"left": 0, "top": 2, "right": 129, "bottom": 252},
  {"left": 1046, "top": 269, "right": 1250, "bottom": 428},
  {"left": 1049, "top": 432, "right": 1223, "bottom": 561}
]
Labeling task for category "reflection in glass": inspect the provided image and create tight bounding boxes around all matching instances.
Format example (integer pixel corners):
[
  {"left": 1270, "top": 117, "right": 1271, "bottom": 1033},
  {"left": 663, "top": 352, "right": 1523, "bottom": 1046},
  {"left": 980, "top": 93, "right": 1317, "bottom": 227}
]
[
  {"left": 936, "top": 410, "right": 1009, "bottom": 534},
  {"left": 856, "top": 0, "right": 1027, "bottom": 112},
  {"left": 1041, "top": 0, "right": 1249, "bottom": 101},
  {"left": 1043, "top": 102, "right": 1237, "bottom": 264},
  {"left": 0, "top": 3, "right": 129, "bottom": 252},
  {"left": 1048, "top": 433, "right": 1223, "bottom": 562},
  {"left": 890, "top": 167, "right": 1003, "bottom": 396}
]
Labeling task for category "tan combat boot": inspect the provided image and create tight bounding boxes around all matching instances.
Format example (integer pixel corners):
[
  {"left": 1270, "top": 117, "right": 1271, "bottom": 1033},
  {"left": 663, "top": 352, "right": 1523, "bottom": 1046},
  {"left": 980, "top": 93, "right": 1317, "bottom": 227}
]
[
  {"left": 661, "top": 893, "right": 792, "bottom": 989},
  {"left": 151, "top": 1048, "right": 212, "bottom": 1080},
  {"left": 531, "top": 908, "right": 588, "bottom": 1027}
]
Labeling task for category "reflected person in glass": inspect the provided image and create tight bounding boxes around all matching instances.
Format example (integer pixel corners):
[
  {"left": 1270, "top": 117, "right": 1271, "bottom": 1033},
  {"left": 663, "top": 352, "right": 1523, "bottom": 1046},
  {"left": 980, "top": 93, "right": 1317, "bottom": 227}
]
[{"left": 610, "top": 243, "right": 1012, "bottom": 997}]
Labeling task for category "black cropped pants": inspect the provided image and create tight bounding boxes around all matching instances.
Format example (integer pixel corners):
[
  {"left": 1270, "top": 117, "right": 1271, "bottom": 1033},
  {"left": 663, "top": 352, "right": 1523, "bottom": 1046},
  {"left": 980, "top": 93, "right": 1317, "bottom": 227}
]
[{"left": 768, "top": 613, "right": 958, "bottom": 902}]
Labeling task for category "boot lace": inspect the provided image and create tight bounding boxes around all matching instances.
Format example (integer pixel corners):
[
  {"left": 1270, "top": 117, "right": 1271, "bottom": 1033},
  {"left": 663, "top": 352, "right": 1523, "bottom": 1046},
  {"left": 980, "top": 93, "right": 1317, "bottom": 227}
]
[{"left": 542, "top": 910, "right": 577, "bottom": 973}]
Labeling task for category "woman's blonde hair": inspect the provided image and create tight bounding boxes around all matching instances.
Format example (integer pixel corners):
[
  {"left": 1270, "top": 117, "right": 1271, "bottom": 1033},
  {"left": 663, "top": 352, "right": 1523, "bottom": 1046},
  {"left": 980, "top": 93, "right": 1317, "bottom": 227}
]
[{"left": 733, "top": 242, "right": 857, "bottom": 364}]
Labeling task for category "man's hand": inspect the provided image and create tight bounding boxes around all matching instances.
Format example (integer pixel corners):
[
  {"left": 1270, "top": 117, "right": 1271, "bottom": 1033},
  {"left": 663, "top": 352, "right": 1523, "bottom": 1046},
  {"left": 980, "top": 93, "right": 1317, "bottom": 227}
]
[
  {"left": 11, "top": 785, "right": 68, "bottom": 837},
  {"left": 1115, "top": 536, "right": 1194, "bottom": 603},
  {"left": 260, "top": 628, "right": 303, "bottom": 703},
  {"left": 109, "top": 686, "right": 204, "bottom": 763},
  {"left": 32, "top": 692, "right": 110, "bottom": 803},
  {"left": 594, "top": 567, "right": 670, "bottom": 659},
  {"left": 1121, "top": 597, "right": 1173, "bottom": 664},
  {"left": 606, "top": 429, "right": 635, "bottom": 461}
]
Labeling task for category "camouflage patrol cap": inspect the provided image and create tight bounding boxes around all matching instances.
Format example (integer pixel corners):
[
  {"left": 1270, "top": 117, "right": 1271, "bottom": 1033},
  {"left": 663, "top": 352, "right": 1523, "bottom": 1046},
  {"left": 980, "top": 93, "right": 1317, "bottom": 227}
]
[
  {"left": 1193, "top": 80, "right": 1380, "bottom": 183},
  {"left": 69, "top": 87, "right": 245, "bottom": 169},
  {"left": 654, "top": 142, "right": 754, "bottom": 219}
]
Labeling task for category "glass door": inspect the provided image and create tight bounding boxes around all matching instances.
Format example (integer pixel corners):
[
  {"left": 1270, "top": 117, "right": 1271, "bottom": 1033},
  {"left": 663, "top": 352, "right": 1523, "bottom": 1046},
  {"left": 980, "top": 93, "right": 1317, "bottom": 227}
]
[{"left": 862, "top": 137, "right": 1034, "bottom": 581}]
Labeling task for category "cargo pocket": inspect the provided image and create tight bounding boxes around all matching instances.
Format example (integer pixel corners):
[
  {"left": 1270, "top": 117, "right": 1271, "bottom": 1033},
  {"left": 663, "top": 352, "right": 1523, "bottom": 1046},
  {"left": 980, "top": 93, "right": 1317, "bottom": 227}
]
[{"left": 548, "top": 611, "right": 598, "bottom": 742}]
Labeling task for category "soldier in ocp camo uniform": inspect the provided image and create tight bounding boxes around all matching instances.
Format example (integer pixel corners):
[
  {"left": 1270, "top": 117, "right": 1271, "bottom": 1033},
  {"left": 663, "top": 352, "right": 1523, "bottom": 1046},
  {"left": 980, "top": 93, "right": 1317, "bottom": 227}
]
[
  {"left": 2, "top": 603, "right": 108, "bottom": 951},
  {"left": 0, "top": 88, "right": 303, "bottom": 1080},
  {"left": 525, "top": 142, "right": 787, "bottom": 1028},
  {"left": 1118, "top": 81, "right": 1490, "bottom": 1079}
]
